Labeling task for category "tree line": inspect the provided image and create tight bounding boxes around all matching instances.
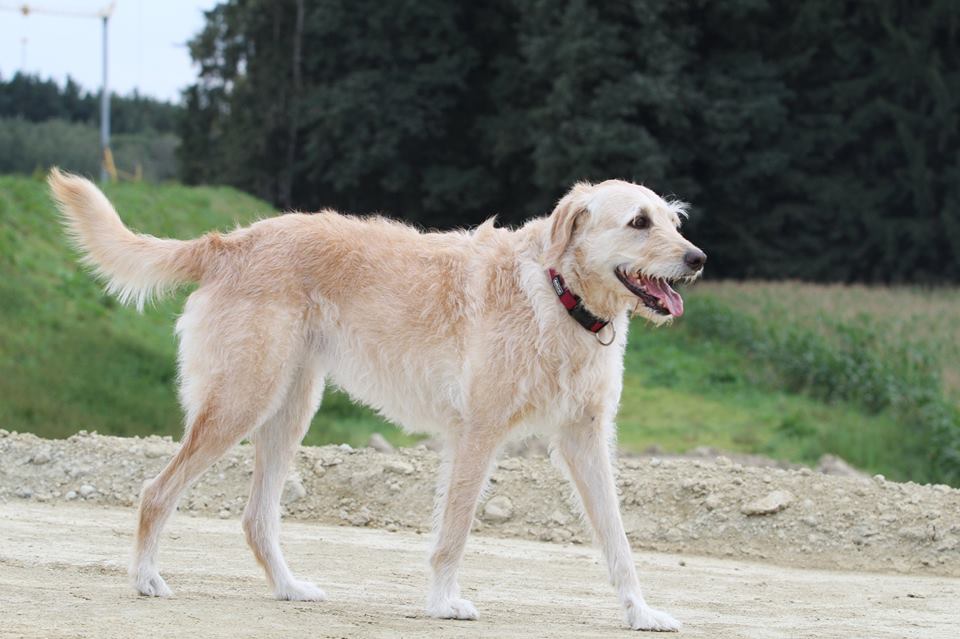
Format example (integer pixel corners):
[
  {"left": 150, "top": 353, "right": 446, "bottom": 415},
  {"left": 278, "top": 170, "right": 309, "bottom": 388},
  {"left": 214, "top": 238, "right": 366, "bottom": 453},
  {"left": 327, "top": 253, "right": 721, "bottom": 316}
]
[
  {"left": 8, "top": 2, "right": 949, "bottom": 283},
  {"left": 0, "top": 73, "right": 180, "bottom": 180},
  {"left": 0, "top": 73, "right": 179, "bottom": 134}
]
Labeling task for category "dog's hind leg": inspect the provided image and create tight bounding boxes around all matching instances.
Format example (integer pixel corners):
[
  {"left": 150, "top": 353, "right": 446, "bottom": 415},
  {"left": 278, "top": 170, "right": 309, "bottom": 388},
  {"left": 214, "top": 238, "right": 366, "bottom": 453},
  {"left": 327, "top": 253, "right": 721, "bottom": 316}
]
[
  {"left": 554, "top": 418, "right": 681, "bottom": 632},
  {"left": 426, "top": 427, "right": 503, "bottom": 620},
  {"left": 130, "top": 297, "right": 304, "bottom": 597},
  {"left": 242, "top": 353, "right": 326, "bottom": 601}
]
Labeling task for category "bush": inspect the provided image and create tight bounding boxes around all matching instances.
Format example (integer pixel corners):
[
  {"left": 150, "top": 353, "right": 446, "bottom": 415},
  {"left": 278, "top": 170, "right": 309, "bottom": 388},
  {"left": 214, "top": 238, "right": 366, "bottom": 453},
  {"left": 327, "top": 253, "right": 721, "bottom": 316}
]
[
  {"left": 684, "top": 297, "right": 960, "bottom": 484},
  {"left": 0, "top": 117, "right": 178, "bottom": 181}
]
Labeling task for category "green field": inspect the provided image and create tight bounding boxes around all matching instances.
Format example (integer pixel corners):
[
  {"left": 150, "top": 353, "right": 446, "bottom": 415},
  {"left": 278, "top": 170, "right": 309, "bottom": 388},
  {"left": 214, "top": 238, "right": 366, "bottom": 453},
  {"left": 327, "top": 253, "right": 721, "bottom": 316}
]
[{"left": 2, "top": 175, "right": 957, "bottom": 483}]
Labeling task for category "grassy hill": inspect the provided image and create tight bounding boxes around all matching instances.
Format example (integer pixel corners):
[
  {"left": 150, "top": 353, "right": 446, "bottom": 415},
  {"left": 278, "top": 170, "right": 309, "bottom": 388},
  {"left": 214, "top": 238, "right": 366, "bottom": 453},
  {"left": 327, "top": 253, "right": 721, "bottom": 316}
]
[{"left": 2, "top": 175, "right": 957, "bottom": 483}]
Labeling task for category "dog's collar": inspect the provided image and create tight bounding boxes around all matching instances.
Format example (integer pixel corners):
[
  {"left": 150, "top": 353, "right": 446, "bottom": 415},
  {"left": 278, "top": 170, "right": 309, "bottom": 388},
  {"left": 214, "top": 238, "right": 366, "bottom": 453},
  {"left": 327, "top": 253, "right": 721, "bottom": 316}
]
[{"left": 547, "top": 268, "right": 614, "bottom": 344}]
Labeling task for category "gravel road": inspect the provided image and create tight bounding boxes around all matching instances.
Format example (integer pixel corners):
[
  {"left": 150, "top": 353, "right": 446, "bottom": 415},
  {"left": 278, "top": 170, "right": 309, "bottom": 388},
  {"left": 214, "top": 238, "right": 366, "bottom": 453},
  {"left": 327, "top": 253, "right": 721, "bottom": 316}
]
[{"left": 1, "top": 430, "right": 960, "bottom": 637}]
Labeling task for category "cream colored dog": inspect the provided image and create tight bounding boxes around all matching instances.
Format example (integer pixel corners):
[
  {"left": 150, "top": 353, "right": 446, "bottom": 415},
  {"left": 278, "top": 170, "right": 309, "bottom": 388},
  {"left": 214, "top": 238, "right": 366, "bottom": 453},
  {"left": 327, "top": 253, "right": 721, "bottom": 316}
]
[{"left": 49, "top": 169, "right": 705, "bottom": 632}]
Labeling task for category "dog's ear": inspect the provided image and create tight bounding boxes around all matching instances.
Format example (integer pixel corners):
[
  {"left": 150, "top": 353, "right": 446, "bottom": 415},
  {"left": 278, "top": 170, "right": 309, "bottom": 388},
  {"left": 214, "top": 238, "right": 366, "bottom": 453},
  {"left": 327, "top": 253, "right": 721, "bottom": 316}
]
[{"left": 547, "top": 184, "right": 590, "bottom": 262}]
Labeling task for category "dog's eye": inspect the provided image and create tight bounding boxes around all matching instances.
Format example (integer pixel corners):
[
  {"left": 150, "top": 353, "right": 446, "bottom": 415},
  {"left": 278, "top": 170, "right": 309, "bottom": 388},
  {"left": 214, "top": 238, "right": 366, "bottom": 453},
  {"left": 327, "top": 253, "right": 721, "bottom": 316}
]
[{"left": 629, "top": 215, "right": 650, "bottom": 230}]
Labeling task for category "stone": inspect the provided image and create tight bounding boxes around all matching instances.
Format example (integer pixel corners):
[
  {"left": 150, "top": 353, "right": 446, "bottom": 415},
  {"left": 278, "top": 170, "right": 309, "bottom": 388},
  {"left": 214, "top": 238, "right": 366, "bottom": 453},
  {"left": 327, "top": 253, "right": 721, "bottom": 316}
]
[
  {"left": 78, "top": 484, "right": 96, "bottom": 498},
  {"left": 14, "top": 486, "right": 32, "bottom": 499},
  {"left": 482, "top": 495, "right": 514, "bottom": 522},
  {"left": 383, "top": 459, "right": 414, "bottom": 475},
  {"left": 367, "top": 433, "right": 395, "bottom": 454},
  {"left": 741, "top": 491, "right": 793, "bottom": 516},
  {"left": 704, "top": 495, "right": 722, "bottom": 511},
  {"left": 64, "top": 490, "right": 78, "bottom": 501},
  {"left": 143, "top": 444, "right": 167, "bottom": 459},
  {"left": 498, "top": 458, "right": 522, "bottom": 471},
  {"left": 816, "top": 454, "right": 868, "bottom": 479},
  {"left": 30, "top": 451, "right": 51, "bottom": 465},
  {"left": 282, "top": 476, "right": 307, "bottom": 504}
]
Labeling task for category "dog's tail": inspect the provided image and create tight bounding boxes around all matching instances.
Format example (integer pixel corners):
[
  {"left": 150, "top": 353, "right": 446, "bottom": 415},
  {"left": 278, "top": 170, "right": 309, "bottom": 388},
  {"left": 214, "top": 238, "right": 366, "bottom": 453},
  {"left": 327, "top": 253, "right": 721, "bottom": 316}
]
[{"left": 48, "top": 168, "right": 212, "bottom": 310}]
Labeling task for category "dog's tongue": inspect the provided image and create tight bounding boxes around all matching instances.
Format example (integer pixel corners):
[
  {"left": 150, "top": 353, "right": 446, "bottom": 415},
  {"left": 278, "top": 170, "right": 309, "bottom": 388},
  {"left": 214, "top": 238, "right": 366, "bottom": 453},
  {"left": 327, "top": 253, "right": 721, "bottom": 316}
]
[{"left": 644, "top": 277, "right": 684, "bottom": 317}]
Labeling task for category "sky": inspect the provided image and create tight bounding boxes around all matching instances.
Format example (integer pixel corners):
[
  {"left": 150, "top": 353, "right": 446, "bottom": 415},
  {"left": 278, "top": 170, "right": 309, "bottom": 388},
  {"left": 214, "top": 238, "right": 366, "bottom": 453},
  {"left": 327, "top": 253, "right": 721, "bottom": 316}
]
[{"left": 0, "top": 0, "right": 219, "bottom": 103}]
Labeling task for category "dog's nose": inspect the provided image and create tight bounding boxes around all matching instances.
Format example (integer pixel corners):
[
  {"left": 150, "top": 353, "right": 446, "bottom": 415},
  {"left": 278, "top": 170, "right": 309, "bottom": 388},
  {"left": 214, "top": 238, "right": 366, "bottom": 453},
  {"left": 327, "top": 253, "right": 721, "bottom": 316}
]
[{"left": 684, "top": 249, "right": 706, "bottom": 271}]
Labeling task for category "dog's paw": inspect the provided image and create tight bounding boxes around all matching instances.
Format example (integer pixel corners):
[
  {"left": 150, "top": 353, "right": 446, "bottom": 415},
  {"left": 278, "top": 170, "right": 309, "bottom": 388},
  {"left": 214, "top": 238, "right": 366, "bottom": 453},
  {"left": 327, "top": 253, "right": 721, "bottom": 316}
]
[
  {"left": 275, "top": 579, "right": 327, "bottom": 602},
  {"left": 427, "top": 597, "right": 479, "bottom": 620},
  {"left": 625, "top": 602, "right": 681, "bottom": 632},
  {"left": 133, "top": 571, "right": 173, "bottom": 598}
]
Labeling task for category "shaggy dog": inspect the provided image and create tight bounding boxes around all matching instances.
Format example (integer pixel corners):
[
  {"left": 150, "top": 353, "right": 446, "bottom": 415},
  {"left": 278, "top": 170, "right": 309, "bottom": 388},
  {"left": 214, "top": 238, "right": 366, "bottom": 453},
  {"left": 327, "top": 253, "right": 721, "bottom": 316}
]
[{"left": 49, "top": 169, "right": 705, "bottom": 632}]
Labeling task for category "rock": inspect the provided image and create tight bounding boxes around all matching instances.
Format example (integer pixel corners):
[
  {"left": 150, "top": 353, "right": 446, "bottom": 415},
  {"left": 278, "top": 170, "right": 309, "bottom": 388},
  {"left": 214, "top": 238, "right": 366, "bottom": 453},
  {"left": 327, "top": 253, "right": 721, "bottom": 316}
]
[
  {"left": 218, "top": 509, "right": 231, "bottom": 519},
  {"left": 78, "top": 484, "right": 96, "bottom": 498},
  {"left": 498, "top": 458, "right": 522, "bottom": 471},
  {"left": 143, "top": 444, "right": 167, "bottom": 459},
  {"left": 14, "top": 486, "right": 32, "bottom": 499},
  {"left": 704, "top": 494, "right": 722, "bottom": 511},
  {"left": 383, "top": 459, "right": 414, "bottom": 475},
  {"left": 482, "top": 495, "right": 514, "bottom": 522},
  {"left": 64, "top": 490, "right": 78, "bottom": 501},
  {"left": 30, "top": 451, "right": 51, "bottom": 465},
  {"left": 338, "top": 443, "right": 354, "bottom": 452},
  {"left": 282, "top": 476, "right": 307, "bottom": 504},
  {"left": 345, "top": 507, "right": 372, "bottom": 527},
  {"left": 816, "top": 454, "right": 868, "bottom": 479},
  {"left": 367, "top": 433, "right": 395, "bottom": 454},
  {"left": 349, "top": 467, "right": 383, "bottom": 487},
  {"left": 741, "top": 491, "right": 793, "bottom": 516}
]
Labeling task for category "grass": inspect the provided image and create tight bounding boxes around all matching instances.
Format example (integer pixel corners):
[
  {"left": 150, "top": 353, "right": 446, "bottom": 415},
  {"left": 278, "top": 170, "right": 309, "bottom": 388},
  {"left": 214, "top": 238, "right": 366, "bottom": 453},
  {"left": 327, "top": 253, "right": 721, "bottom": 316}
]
[
  {"left": 618, "top": 322, "right": 914, "bottom": 478},
  {"left": 1, "top": 174, "right": 957, "bottom": 482}
]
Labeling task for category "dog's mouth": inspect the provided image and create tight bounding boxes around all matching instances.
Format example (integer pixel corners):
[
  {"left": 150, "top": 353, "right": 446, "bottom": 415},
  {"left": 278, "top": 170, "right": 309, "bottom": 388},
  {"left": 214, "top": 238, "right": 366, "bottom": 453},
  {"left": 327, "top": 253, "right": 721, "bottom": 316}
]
[{"left": 614, "top": 267, "right": 684, "bottom": 318}]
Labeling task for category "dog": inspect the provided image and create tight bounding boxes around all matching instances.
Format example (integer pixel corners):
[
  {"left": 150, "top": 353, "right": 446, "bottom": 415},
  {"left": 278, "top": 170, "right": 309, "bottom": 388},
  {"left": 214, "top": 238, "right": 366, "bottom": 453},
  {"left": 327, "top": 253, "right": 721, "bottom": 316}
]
[{"left": 49, "top": 169, "right": 705, "bottom": 632}]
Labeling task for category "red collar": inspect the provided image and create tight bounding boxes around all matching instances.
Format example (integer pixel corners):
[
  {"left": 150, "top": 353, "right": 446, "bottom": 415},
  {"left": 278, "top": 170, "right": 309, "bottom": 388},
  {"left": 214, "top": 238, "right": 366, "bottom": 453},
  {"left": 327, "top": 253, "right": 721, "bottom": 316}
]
[{"left": 547, "top": 268, "right": 610, "bottom": 335}]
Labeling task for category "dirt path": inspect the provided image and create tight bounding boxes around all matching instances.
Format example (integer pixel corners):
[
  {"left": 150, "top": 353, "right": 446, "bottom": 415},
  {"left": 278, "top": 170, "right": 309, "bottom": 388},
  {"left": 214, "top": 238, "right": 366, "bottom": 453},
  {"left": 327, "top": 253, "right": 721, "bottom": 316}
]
[
  {"left": 1, "top": 502, "right": 957, "bottom": 639},
  {"left": 3, "top": 432, "right": 960, "bottom": 576}
]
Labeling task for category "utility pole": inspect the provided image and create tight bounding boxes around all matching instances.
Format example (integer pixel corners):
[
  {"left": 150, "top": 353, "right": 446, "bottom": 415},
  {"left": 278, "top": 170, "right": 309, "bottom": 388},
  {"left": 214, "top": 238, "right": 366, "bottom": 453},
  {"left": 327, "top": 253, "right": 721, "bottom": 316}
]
[
  {"left": 100, "top": 12, "right": 111, "bottom": 182},
  {"left": 1, "top": 2, "right": 117, "bottom": 182}
]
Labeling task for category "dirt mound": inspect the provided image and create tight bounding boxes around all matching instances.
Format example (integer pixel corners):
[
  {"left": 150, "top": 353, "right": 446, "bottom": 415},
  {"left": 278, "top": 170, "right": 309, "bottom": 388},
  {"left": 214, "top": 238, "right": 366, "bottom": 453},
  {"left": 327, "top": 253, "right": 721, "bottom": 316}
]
[{"left": 1, "top": 429, "right": 958, "bottom": 576}]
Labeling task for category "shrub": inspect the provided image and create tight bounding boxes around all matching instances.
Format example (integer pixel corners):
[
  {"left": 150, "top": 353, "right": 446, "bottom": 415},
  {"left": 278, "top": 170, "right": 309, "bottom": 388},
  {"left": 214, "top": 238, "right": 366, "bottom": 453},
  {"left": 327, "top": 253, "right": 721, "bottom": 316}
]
[{"left": 684, "top": 296, "right": 960, "bottom": 484}]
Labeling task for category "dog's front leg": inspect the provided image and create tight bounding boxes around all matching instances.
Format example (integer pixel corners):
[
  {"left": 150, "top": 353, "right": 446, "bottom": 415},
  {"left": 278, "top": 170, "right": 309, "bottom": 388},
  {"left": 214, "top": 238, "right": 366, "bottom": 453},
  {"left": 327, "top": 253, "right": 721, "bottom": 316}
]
[
  {"left": 556, "top": 421, "right": 681, "bottom": 632},
  {"left": 426, "top": 431, "right": 500, "bottom": 620}
]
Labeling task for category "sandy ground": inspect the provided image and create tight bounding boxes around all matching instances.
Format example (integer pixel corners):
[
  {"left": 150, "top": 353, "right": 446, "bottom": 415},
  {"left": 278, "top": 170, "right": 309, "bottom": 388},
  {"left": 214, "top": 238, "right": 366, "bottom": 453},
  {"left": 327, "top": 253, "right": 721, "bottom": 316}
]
[
  {"left": 1, "top": 501, "right": 957, "bottom": 639},
  {"left": 3, "top": 431, "right": 960, "bottom": 636}
]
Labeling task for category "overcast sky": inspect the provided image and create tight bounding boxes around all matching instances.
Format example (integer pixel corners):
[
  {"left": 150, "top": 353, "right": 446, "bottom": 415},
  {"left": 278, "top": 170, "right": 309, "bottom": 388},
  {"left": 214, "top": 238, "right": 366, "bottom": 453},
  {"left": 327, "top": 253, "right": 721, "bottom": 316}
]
[{"left": 0, "top": 0, "right": 219, "bottom": 103}]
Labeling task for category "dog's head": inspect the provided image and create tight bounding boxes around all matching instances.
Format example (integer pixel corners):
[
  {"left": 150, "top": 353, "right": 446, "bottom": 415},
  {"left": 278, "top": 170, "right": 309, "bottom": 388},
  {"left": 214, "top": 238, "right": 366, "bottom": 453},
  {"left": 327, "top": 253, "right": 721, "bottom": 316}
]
[{"left": 547, "top": 180, "right": 706, "bottom": 325}]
